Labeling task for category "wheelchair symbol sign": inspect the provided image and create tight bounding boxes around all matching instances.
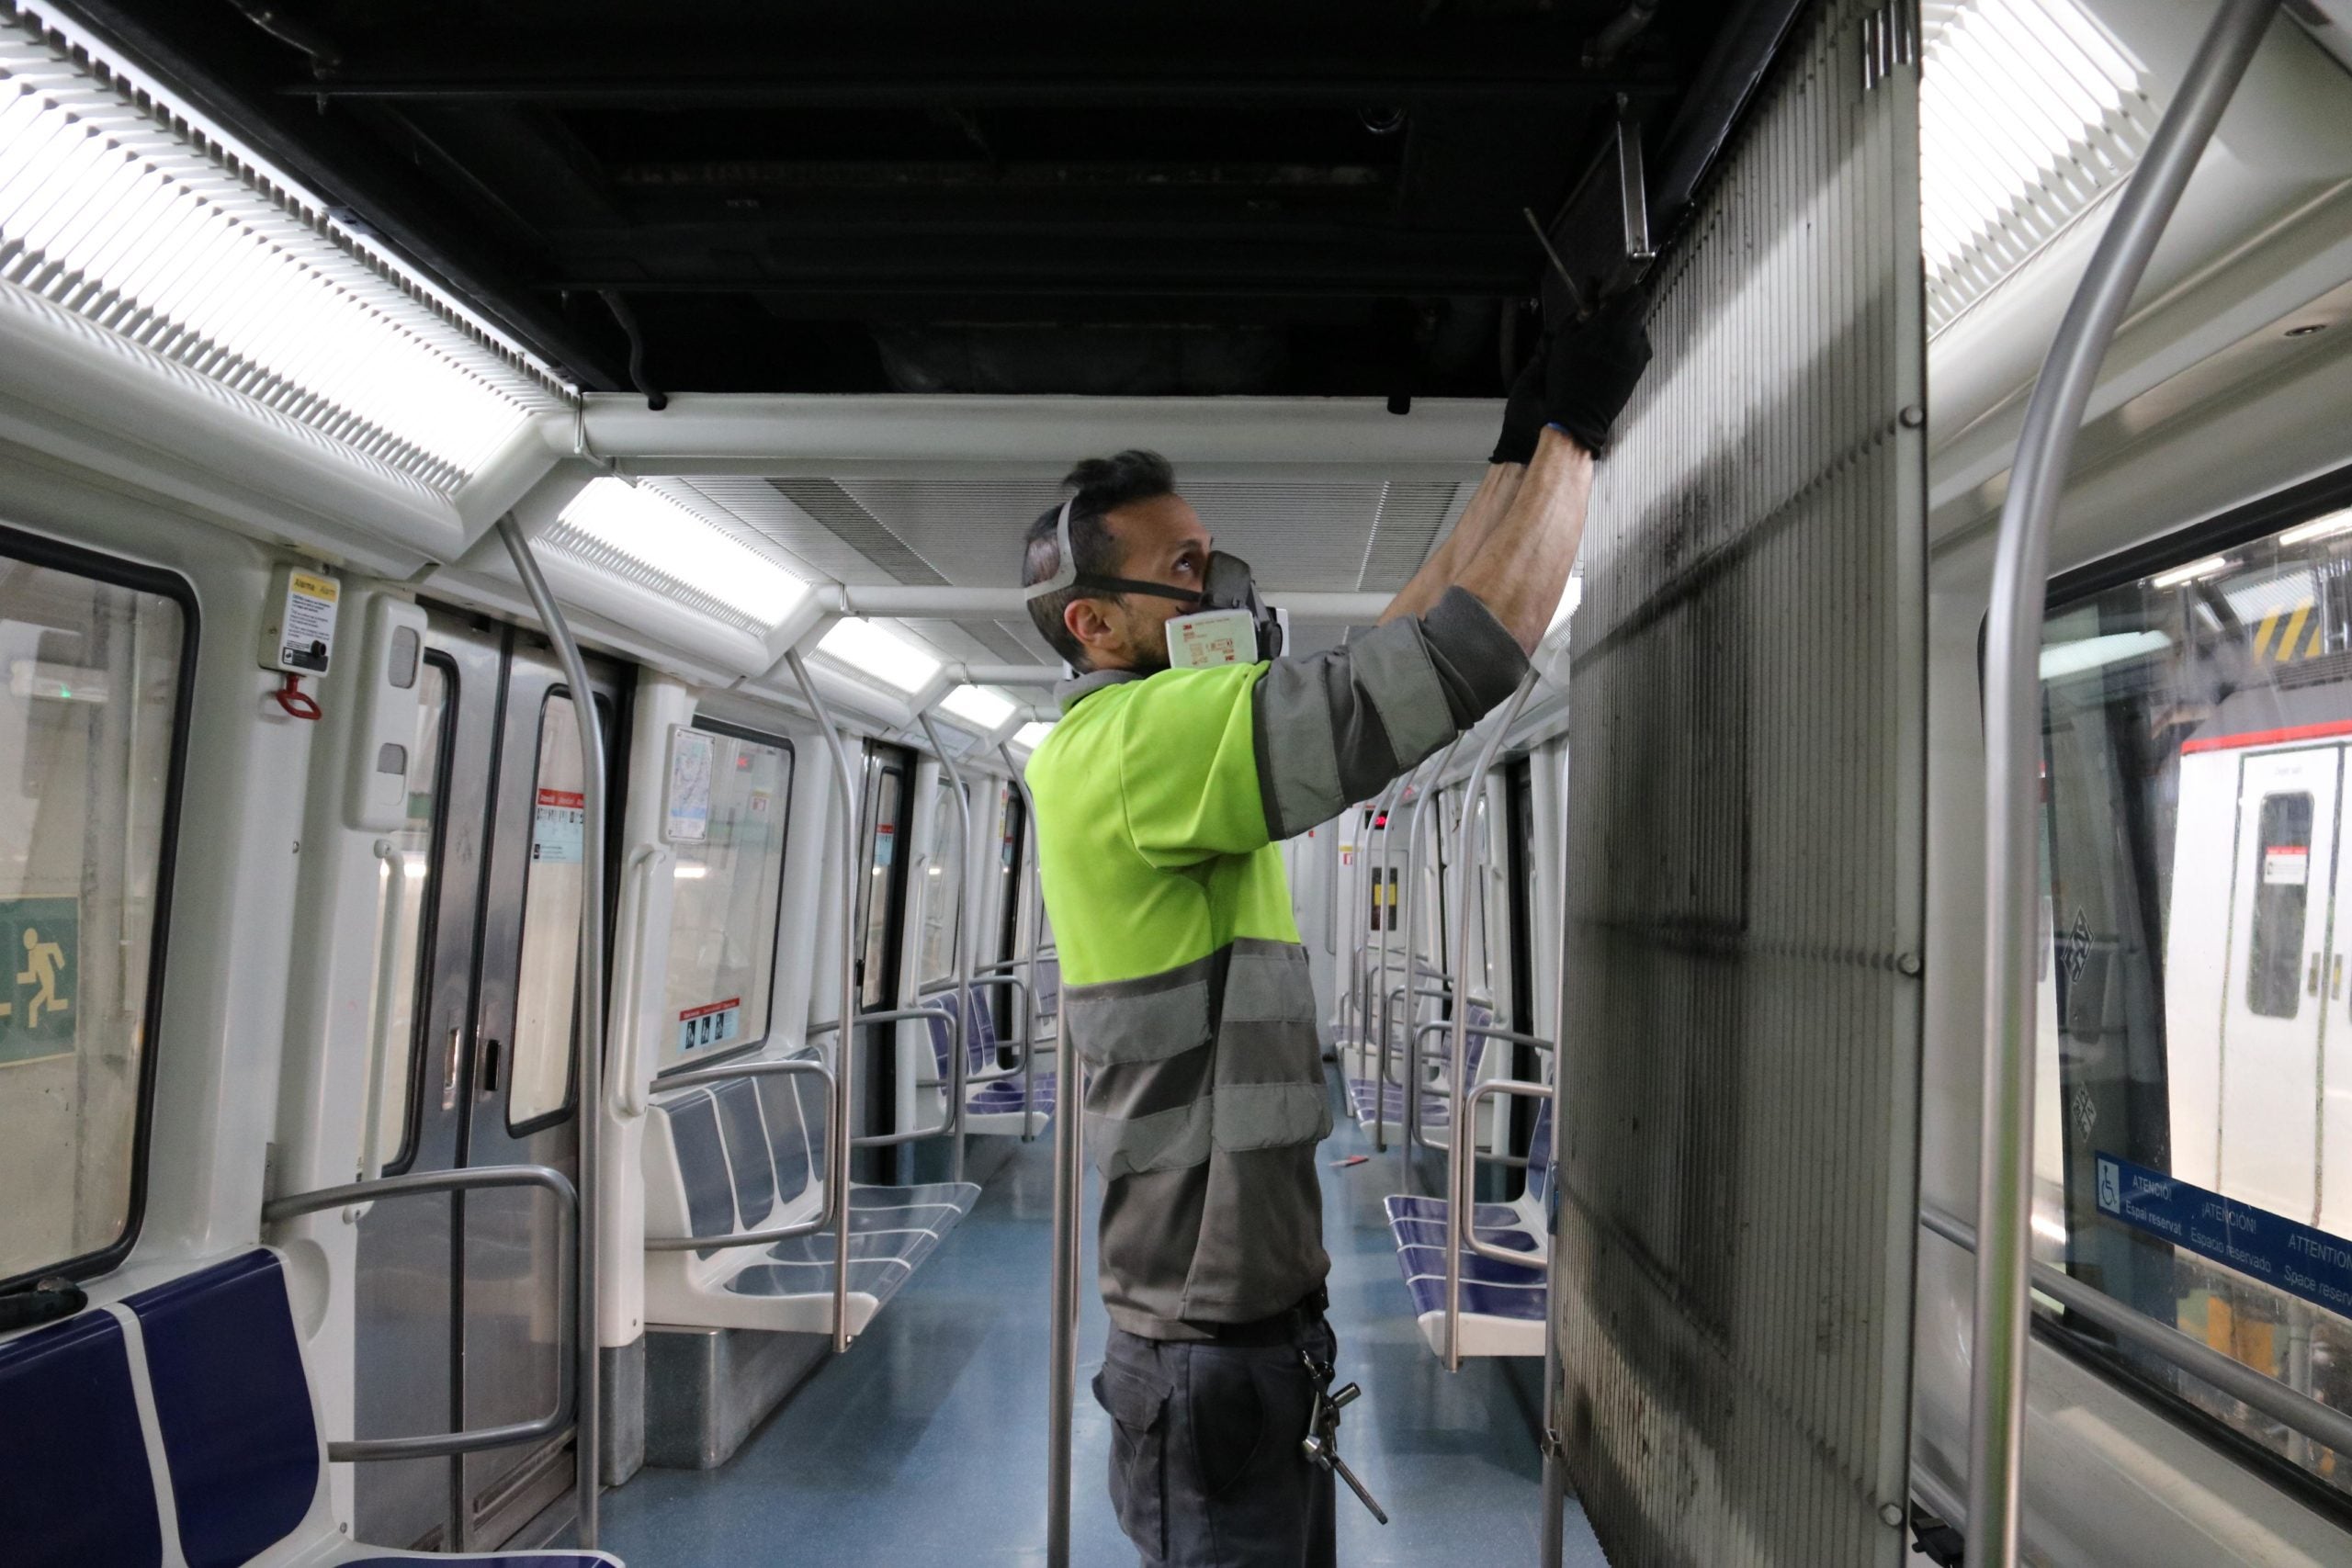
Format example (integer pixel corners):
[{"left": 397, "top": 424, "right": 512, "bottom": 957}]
[
  {"left": 2097, "top": 1156, "right": 2121, "bottom": 1217},
  {"left": 0, "top": 897, "right": 78, "bottom": 1065}
]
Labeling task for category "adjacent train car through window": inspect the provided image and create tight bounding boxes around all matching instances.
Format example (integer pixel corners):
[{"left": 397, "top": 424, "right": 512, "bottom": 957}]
[
  {"left": 0, "top": 528, "right": 192, "bottom": 1292},
  {"left": 658, "top": 720, "right": 793, "bottom": 1072},
  {"left": 2038, "top": 484, "right": 2352, "bottom": 1505}
]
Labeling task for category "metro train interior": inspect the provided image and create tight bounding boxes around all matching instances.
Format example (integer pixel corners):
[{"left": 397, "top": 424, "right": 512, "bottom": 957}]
[{"left": 6, "top": 0, "right": 2352, "bottom": 1564}]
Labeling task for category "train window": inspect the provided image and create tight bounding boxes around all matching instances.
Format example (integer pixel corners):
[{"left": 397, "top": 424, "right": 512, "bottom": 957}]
[
  {"left": 365, "top": 660, "right": 451, "bottom": 1159},
  {"left": 857, "top": 761, "right": 908, "bottom": 1008},
  {"left": 919, "top": 774, "right": 964, "bottom": 986},
  {"left": 509, "top": 694, "right": 591, "bottom": 1128},
  {"left": 659, "top": 725, "right": 793, "bottom": 1070},
  {"left": 2038, "top": 499, "right": 2352, "bottom": 1499},
  {"left": 0, "top": 537, "right": 190, "bottom": 1289}
]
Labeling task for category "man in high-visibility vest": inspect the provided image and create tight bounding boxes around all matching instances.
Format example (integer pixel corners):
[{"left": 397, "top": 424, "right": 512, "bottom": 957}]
[{"left": 1021, "top": 297, "right": 1649, "bottom": 1568}]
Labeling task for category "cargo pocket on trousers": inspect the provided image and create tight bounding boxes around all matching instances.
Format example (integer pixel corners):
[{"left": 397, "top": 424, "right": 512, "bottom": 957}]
[{"left": 1093, "top": 1358, "right": 1169, "bottom": 1558}]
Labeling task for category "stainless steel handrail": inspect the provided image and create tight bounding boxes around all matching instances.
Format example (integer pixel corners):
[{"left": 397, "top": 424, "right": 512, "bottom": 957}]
[
  {"left": 1923, "top": 1203, "right": 2352, "bottom": 1465},
  {"left": 347, "top": 840, "right": 408, "bottom": 1223},
  {"left": 641, "top": 1058, "right": 842, "bottom": 1252},
  {"left": 1445, "top": 675, "right": 1535, "bottom": 1371},
  {"left": 610, "top": 843, "right": 669, "bottom": 1122},
  {"left": 1964, "top": 5, "right": 2276, "bottom": 1561},
  {"left": 918, "top": 976, "right": 1042, "bottom": 1091},
  {"left": 1363, "top": 774, "right": 1410, "bottom": 1150},
  {"left": 1462, "top": 1078, "right": 1554, "bottom": 1266},
  {"left": 1396, "top": 742, "right": 1461, "bottom": 1164},
  {"left": 916, "top": 712, "right": 976, "bottom": 1182},
  {"left": 496, "top": 515, "right": 606, "bottom": 1541},
  {"left": 788, "top": 649, "right": 864, "bottom": 1354},
  {"left": 265, "top": 1163, "right": 577, "bottom": 1462},
  {"left": 1415, "top": 1017, "right": 1555, "bottom": 1055},
  {"left": 1001, "top": 746, "right": 1050, "bottom": 1143}
]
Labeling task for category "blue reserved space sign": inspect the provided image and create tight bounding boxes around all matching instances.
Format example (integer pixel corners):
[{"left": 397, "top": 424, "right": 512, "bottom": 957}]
[{"left": 2096, "top": 1151, "right": 2352, "bottom": 1318}]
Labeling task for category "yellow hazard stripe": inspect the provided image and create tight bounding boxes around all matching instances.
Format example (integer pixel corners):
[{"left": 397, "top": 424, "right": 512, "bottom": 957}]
[
  {"left": 2280, "top": 604, "right": 2312, "bottom": 664},
  {"left": 2255, "top": 612, "right": 2279, "bottom": 661}
]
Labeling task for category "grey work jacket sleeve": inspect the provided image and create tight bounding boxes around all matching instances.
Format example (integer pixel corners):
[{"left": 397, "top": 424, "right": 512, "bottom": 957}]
[{"left": 1251, "top": 585, "right": 1531, "bottom": 840}]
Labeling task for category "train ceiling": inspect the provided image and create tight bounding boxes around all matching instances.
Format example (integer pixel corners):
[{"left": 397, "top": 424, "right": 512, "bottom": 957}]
[{"left": 51, "top": 0, "right": 1798, "bottom": 400}]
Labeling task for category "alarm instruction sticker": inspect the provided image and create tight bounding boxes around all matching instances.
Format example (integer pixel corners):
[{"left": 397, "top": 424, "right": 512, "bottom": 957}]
[
  {"left": 278, "top": 570, "right": 340, "bottom": 672},
  {"left": 0, "top": 897, "right": 78, "bottom": 1065},
  {"left": 678, "top": 997, "right": 743, "bottom": 1053},
  {"left": 533, "top": 788, "right": 585, "bottom": 863}
]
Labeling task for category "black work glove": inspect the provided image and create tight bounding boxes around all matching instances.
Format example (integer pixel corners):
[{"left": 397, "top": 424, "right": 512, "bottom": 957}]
[
  {"left": 1488, "top": 341, "right": 1549, "bottom": 466},
  {"left": 1543, "top": 289, "right": 1653, "bottom": 456}
]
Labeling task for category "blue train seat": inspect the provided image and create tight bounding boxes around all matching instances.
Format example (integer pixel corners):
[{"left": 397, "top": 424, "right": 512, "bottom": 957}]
[
  {"left": 1345, "top": 1002, "right": 1497, "bottom": 1137},
  {"left": 0, "top": 1250, "right": 618, "bottom": 1568},
  {"left": 643, "top": 1051, "right": 979, "bottom": 1336},
  {"left": 922, "top": 985, "right": 1056, "bottom": 1134},
  {"left": 1383, "top": 1089, "right": 1554, "bottom": 1358}
]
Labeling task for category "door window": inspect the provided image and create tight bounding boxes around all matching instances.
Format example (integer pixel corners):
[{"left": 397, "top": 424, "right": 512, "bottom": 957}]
[
  {"left": 660, "top": 726, "right": 793, "bottom": 1070},
  {"left": 509, "top": 694, "right": 589, "bottom": 1128},
  {"left": 2035, "top": 501, "right": 2352, "bottom": 1499},
  {"left": 368, "top": 660, "right": 451, "bottom": 1161},
  {"left": 857, "top": 763, "right": 907, "bottom": 1009},
  {"left": 2246, "top": 793, "right": 2313, "bottom": 1019},
  {"left": 918, "top": 774, "right": 964, "bottom": 986},
  {"left": 0, "top": 539, "right": 188, "bottom": 1288}
]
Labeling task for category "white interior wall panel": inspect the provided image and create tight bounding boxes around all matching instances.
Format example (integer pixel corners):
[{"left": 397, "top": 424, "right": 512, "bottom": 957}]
[{"left": 1555, "top": 1, "right": 1928, "bottom": 1562}]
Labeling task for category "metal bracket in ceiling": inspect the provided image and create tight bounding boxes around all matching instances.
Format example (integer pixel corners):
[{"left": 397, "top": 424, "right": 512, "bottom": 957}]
[
  {"left": 1615, "top": 96, "right": 1655, "bottom": 264},
  {"left": 1861, "top": 1, "right": 1920, "bottom": 92}
]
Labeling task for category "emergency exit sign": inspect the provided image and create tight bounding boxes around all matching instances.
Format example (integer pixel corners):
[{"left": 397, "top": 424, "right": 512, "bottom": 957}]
[{"left": 0, "top": 897, "right": 77, "bottom": 1065}]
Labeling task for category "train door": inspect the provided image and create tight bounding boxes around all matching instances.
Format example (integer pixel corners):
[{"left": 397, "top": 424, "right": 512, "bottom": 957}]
[
  {"left": 2219, "top": 745, "right": 2341, "bottom": 1224},
  {"left": 854, "top": 745, "right": 913, "bottom": 1179},
  {"left": 353, "top": 608, "right": 625, "bottom": 1551}
]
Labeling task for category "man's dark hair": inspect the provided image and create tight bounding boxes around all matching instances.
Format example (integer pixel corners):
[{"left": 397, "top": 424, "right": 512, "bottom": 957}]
[{"left": 1021, "top": 449, "right": 1178, "bottom": 670}]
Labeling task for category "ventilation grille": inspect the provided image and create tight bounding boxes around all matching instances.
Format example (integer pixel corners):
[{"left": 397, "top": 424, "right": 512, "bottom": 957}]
[
  {"left": 1921, "top": 0, "right": 2155, "bottom": 333},
  {"left": 0, "top": 6, "right": 570, "bottom": 491},
  {"left": 1557, "top": 2, "right": 1927, "bottom": 1562}
]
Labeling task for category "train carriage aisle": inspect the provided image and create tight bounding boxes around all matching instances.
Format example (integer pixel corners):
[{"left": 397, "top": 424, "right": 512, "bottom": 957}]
[{"left": 16, "top": 1, "right": 2352, "bottom": 1566}]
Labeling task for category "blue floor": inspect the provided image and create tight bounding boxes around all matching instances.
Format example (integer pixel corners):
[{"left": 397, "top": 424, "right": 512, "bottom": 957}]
[{"left": 599, "top": 1081, "right": 1611, "bottom": 1566}]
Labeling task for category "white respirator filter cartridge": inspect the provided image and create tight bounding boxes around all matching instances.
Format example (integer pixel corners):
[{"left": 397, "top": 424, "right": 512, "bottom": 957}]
[{"left": 1165, "top": 606, "right": 1264, "bottom": 669}]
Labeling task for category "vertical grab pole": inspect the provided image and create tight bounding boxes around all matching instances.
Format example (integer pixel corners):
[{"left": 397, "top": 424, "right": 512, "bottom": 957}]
[
  {"left": 494, "top": 516, "right": 607, "bottom": 1546},
  {"left": 1443, "top": 676, "right": 1533, "bottom": 1372},
  {"left": 787, "top": 651, "right": 864, "bottom": 1355},
  {"left": 1540, "top": 730, "right": 1571, "bottom": 1568},
  {"left": 918, "top": 714, "right": 975, "bottom": 1183},
  {"left": 1001, "top": 748, "right": 1045, "bottom": 1142},
  {"left": 1366, "top": 777, "right": 1408, "bottom": 1151},
  {"left": 1964, "top": 4, "right": 2276, "bottom": 1562},
  {"left": 1401, "top": 739, "right": 1461, "bottom": 1176},
  {"left": 1039, "top": 770, "right": 1082, "bottom": 1568}
]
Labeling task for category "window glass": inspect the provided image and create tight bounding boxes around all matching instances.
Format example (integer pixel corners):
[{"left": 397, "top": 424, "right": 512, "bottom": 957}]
[
  {"left": 857, "top": 765, "right": 906, "bottom": 1008},
  {"left": 2037, "top": 505, "right": 2352, "bottom": 1497},
  {"left": 919, "top": 774, "right": 965, "bottom": 986},
  {"left": 510, "top": 694, "right": 587, "bottom": 1128},
  {"left": 661, "top": 728, "right": 793, "bottom": 1069},
  {"left": 0, "top": 549, "right": 185, "bottom": 1285},
  {"left": 366, "top": 660, "right": 449, "bottom": 1160}
]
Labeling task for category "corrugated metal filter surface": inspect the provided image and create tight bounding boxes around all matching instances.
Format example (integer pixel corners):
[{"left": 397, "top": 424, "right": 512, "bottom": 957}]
[{"left": 1556, "top": 0, "right": 1928, "bottom": 1562}]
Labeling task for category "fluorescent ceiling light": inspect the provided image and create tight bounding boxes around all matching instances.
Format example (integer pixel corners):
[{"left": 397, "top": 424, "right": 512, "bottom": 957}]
[
  {"left": 0, "top": 17, "right": 568, "bottom": 486},
  {"left": 673, "top": 864, "right": 709, "bottom": 880},
  {"left": 2279, "top": 507, "right": 2352, "bottom": 548},
  {"left": 1921, "top": 0, "right": 2152, "bottom": 333},
  {"left": 2040, "top": 629, "right": 2167, "bottom": 682},
  {"left": 940, "top": 684, "right": 1017, "bottom": 730},
  {"left": 818, "top": 618, "right": 941, "bottom": 693},
  {"left": 555, "top": 477, "right": 810, "bottom": 627},
  {"left": 2149, "top": 556, "right": 2231, "bottom": 590},
  {"left": 1012, "top": 722, "right": 1055, "bottom": 753}
]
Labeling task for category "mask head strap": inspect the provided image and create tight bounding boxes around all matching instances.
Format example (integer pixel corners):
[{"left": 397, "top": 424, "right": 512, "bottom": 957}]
[{"left": 1024, "top": 496, "right": 1205, "bottom": 606}]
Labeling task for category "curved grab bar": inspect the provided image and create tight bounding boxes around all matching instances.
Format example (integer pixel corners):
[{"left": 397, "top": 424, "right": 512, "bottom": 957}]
[
  {"left": 917, "top": 711, "right": 978, "bottom": 1182},
  {"left": 1444, "top": 675, "right": 1535, "bottom": 1371},
  {"left": 610, "top": 843, "right": 669, "bottom": 1122},
  {"left": 1397, "top": 741, "right": 1463, "bottom": 1159},
  {"left": 346, "top": 840, "right": 408, "bottom": 1223},
  {"left": 1964, "top": 5, "right": 2278, "bottom": 1560},
  {"left": 1462, "top": 1078, "right": 1554, "bottom": 1268},
  {"left": 266, "top": 1163, "right": 577, "bottom": 1461}
]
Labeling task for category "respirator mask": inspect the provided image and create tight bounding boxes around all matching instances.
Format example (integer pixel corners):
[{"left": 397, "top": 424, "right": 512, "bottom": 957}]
[{"left": 1025, "top": 499, "right": 1285, "bottom": 670}]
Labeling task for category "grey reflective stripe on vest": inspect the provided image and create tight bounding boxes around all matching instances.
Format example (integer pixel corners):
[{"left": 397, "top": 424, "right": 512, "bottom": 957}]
[
  {"left": 1063, "top": 959, "right": 1213, "bottom": 1067},
  {"left": 1251, "top": 588, "right": 1530, "bottom": 840}
]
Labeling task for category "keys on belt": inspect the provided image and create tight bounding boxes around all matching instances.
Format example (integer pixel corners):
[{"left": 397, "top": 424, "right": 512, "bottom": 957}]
[{"left": 1299, "top": 1350, "right": 1389, "bottom": 1525}]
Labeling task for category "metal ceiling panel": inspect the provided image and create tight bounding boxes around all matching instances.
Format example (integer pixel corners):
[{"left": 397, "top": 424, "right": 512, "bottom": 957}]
[{"left": 1555, "top": 0, "right": 1928, "bottom": 1562}]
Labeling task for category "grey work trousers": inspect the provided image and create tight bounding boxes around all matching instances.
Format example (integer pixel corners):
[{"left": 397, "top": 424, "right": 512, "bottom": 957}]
[{"left": 1092, "top": 1314, "right": 1340, "bottom": 1568}]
